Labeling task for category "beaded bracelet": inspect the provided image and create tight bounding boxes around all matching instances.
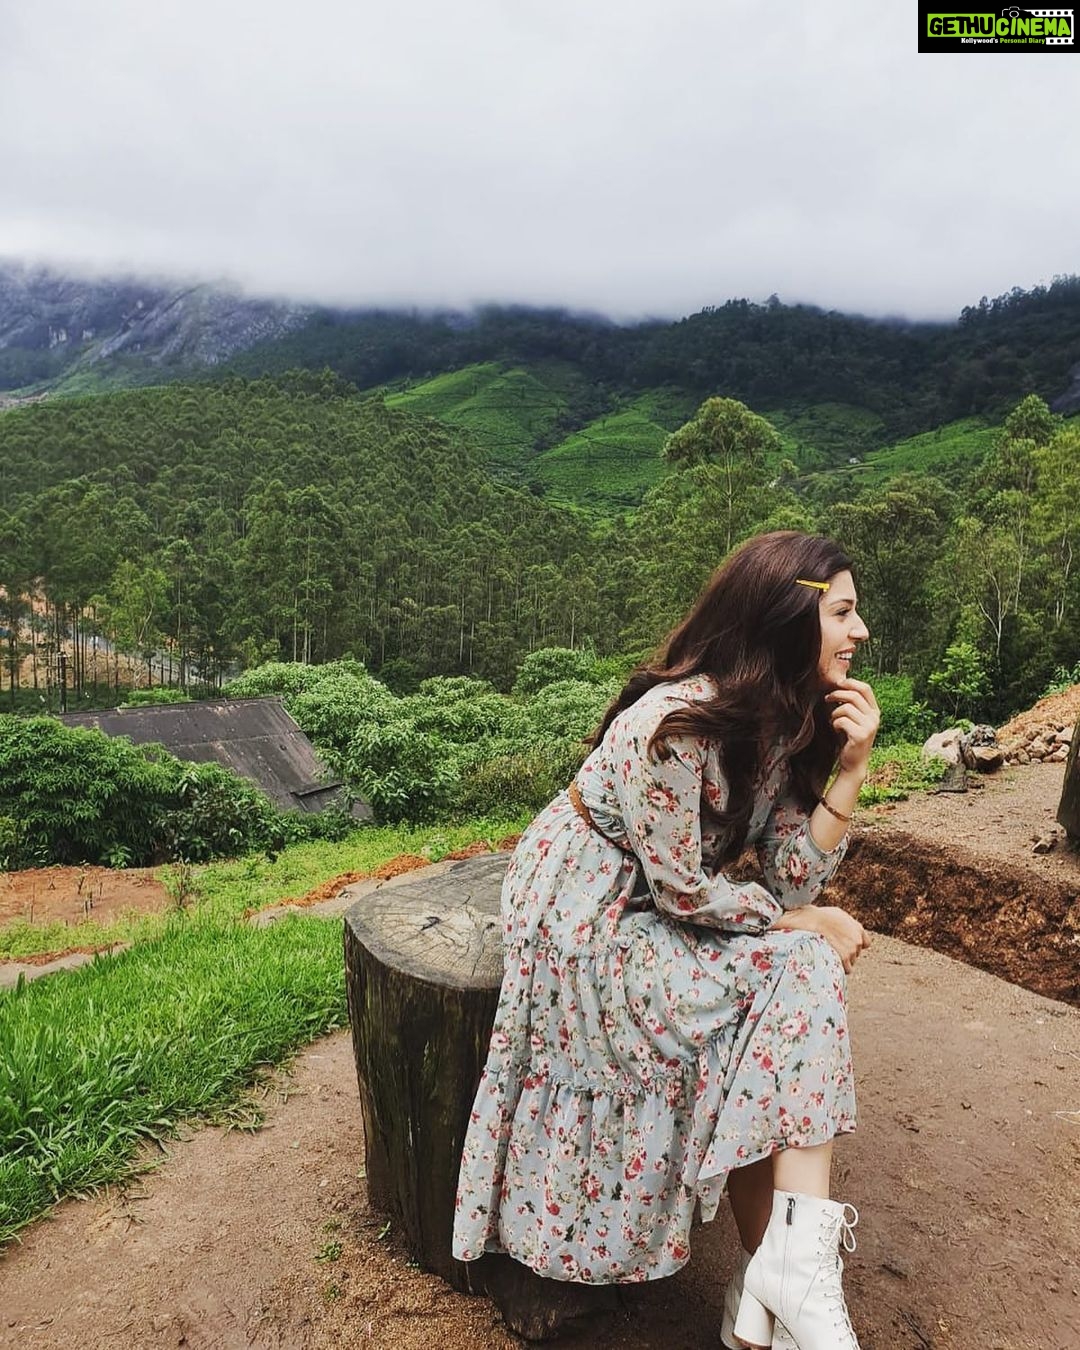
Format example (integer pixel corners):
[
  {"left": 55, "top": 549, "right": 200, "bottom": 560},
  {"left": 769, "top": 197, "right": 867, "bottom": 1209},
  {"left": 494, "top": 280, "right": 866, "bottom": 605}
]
[{"left": 818, "top": 796, "right": 852, "bottom": 823}]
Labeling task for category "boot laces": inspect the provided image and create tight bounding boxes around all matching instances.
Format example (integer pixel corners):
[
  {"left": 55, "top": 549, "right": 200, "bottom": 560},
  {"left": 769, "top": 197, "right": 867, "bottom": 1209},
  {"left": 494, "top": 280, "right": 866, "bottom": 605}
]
[{"left": 806, "top": 1204, "right": 860, "bottom": 1344}]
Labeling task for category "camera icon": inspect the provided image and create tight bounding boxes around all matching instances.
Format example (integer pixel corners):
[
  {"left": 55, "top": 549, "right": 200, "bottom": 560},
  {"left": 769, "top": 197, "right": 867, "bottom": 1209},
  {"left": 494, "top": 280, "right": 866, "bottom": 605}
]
[{"left": 1001, "top": 5, "right": 1022, "bottom": 16}]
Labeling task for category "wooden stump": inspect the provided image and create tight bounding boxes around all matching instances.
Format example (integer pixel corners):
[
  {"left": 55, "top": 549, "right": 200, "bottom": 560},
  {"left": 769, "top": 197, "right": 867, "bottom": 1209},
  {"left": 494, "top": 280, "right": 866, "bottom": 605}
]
[
  {"left": 1057, "top": 714, "right": 1080, "bottom": 838},
  {"left": 343, "top": 853, "right": 617, "bottom": 1340}
]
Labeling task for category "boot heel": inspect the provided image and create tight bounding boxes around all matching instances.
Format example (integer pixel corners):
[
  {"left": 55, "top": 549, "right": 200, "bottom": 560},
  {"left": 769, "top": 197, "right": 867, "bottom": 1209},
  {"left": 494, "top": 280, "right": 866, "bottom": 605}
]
[{"left": 732, "top": 1289, "right": 774, "bottom": 1347}]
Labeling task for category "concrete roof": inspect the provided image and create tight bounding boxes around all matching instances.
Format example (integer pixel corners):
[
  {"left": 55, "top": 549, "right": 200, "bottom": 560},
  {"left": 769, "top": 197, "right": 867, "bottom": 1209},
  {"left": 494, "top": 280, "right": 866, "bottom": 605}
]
[{"left": 60, "top": 696, "right": 369, "bottom": 818}]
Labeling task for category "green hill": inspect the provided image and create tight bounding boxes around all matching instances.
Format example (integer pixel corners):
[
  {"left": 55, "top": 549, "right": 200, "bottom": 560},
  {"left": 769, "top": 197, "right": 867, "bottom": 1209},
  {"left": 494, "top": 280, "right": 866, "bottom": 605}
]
[
  {"left": 764, "top": 402, "right": 887, "bottom": 470},
  {"left": 532, "top": 390, "right": 697, "bottom": 508},
  {"left": 385, "top": 360, "right": 600, "bottom": 473},
  {"left": 859, "top": 417, "right": 997, "bottom": 484},
  {"left": 799, "top": 417, "right": 998, "bottom": 499}
]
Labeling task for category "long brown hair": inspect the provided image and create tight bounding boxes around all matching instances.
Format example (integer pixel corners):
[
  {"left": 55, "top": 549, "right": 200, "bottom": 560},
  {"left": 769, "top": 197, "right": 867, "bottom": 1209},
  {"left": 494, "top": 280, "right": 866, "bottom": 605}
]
[{"left": 593, "top": 531, "right": 853, "bottom": 861}]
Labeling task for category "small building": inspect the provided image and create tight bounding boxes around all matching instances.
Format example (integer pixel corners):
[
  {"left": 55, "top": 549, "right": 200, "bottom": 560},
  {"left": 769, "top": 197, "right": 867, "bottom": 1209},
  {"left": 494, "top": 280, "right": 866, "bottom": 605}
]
[{"left": 60, "top": 696, "right": 369, "bottom": 819}]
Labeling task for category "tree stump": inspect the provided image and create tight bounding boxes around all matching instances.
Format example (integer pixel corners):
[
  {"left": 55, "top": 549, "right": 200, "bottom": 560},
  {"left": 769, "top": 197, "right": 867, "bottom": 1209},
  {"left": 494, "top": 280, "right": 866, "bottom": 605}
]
[
  {"left": 343, "top": 852, "right": 618, "bottom": 1340},
  {"left": 1057, "top": 714, "right": 1080, "bottom": 838}
]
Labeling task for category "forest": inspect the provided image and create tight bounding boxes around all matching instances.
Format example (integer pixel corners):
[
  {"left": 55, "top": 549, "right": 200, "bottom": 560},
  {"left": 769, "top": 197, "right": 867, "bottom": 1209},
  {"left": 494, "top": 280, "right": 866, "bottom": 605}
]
[
  {"left": 218, "top": 275, "right": 1080, "bottom": 436},
  {"left": 0, "top": 346, "right": 1077, "bottom": 728}
]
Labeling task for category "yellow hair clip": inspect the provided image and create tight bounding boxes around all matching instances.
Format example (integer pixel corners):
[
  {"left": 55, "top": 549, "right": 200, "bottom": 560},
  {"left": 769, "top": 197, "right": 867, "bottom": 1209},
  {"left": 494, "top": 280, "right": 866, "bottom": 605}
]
[{"left": 795, "top": 578, "right": 830, "bottom": 592}]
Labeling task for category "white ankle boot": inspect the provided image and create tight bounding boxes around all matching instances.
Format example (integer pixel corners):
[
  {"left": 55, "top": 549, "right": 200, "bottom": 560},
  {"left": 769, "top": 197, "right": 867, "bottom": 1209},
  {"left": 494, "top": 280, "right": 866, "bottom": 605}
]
[
  {"left": 732, "top": 1191, "right": 860, "bottom": 1350},
  {"left": 720, "top": 1247, "right": 798, "bottom": 1350}
]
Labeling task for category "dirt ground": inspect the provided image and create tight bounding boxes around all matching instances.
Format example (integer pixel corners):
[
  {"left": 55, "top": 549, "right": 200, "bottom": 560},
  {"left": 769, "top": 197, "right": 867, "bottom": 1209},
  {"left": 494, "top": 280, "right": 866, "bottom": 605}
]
[
  {"left": 1, "top": 934, "right": 1077, "bottom": 1350},
  {"left": 2, "top": 763, "right": 1079, "bottom": 1349},
  {"left": 860, "top": 759, "right": 1075, "bottom": 884},
  {"left": 0, "top": 864, "right": 169, "bottom": 930}
]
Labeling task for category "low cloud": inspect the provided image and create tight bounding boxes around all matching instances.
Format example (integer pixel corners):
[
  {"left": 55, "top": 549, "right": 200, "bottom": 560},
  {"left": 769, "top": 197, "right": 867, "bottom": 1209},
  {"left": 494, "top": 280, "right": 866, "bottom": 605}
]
[{"left": 1, "top": 0, "right": 1077, "bottom": 320}]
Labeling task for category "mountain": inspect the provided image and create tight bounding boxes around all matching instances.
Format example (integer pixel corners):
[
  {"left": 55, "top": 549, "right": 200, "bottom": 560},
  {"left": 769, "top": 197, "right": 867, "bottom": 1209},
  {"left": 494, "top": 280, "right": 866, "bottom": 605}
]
[
  {"left": 0, "top": 262, "right": 309, "bottom": 396},
  {"left": 2, "top": 265, "right": 1079, "bottom": 496}
]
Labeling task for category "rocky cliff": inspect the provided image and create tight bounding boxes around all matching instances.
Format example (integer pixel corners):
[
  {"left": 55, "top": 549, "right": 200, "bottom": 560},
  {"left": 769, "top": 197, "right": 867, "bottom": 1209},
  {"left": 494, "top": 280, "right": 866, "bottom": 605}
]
[{"left": 0, "top": 263, "right": 310, "bottom": 392}]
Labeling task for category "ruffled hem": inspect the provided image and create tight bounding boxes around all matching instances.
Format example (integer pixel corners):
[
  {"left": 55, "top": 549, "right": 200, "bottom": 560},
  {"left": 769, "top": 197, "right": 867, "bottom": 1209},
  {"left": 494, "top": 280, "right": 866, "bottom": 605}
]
[{"left": 451, "top": 1061, "right": 856, "bottom": 1283}]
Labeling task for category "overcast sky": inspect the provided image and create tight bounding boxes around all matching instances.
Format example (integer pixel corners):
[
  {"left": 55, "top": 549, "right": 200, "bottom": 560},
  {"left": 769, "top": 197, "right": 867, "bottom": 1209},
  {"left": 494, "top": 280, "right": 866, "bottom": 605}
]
[{"left": 1, "top": 0, "right": 1077, "bottom": 321}]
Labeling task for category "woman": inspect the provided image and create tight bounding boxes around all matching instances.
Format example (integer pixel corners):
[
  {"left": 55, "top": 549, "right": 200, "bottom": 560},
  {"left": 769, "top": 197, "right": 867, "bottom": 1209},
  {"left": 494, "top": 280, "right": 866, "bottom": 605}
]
[{"left": 453, "top": 531, "right": 877, "bottom": 1350}]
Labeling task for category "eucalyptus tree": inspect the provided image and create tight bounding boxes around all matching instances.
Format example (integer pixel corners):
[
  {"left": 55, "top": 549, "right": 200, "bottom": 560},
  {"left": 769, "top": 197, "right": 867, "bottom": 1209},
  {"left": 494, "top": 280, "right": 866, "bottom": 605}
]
[
  {"left": 661, "top": 397, "right": 786, "bottom": 554},
  {"left": 824, "top": 474, "right": 955, "bottom": 675},
  {"left": 1032, "top": 421, "right": 1080, "bottom": 634}
]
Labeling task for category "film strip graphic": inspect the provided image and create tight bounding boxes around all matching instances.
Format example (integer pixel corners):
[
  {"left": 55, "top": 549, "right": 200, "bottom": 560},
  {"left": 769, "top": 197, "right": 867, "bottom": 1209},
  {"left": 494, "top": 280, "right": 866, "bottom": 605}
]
[{"left": 1023, "top": 8, "right": 1075, "bottom": 43}]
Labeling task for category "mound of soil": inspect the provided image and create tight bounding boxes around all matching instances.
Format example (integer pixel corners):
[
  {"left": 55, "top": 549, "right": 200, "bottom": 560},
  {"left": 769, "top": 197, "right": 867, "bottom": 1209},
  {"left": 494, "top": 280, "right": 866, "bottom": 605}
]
[{"left": 997, "top": 683, "right": 1080, "bottom": 762}]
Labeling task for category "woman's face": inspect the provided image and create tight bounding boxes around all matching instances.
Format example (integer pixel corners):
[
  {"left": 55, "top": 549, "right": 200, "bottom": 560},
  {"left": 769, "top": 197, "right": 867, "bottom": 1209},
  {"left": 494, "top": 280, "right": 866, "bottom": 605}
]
[{"left": 817, "top": 570, "right": 869, "bottom": 689}]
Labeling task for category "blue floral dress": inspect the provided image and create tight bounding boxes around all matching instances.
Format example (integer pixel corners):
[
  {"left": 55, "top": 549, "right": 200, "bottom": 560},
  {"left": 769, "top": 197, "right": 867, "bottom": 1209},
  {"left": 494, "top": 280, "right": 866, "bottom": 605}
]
[{"left": 452, "top": 675, "right": 856, "bottom": 1283}]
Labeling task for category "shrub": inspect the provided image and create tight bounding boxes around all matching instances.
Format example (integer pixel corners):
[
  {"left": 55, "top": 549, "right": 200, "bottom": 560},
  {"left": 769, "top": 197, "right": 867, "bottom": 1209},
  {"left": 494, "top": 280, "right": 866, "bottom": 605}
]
[
  {"left": 287, "top": 669, "right": 396, "bottom": 759},
  {"left": 868, "top": 673, "right": 938, "bottom": 745},
  {"left": 415, "top": 675, "right": 498, "bottom": 702},
  {"left": 343, "top": 720, "right": 461, "bottom": 824},
  {"left": 1041, "top": 661, "right": 1080, "bottom": 699},
  {"left": 0, "top": 717, "right": 176, "bottom": 867},
  {"left": 524, "top": 679, "right": 617, "bottom": 743},
  {"left": 859, "top": 743, "right": 948, "bottom": 804},
  {"left": 0, "top": 716, "right": 327, "bottom": 868},
  {"left": 119, "top": 688, "right": 191, "bottom": 707},
  {"left": 927, "top": 642, "right": 991, "bottom": 720},
  {"left": 224, "top": 660, "right": 321, "bottom": 698},
  {"left": 225, "top": 660, "right": 397, "bottom": 761},
  {"left": 512, "top": 647, "right": 599, "bottom": 696},
  {"left": 160, "top": 763, "right": 286, "bottom": 863},
  {"left": 399, "top": 689, "right": 531, "bottom": 744},
  {"left": 456, "top": 738, "right": 587, "bottom": 818},
  {"left": 375, "top": 657, "right": 421, "bottom": 695}
]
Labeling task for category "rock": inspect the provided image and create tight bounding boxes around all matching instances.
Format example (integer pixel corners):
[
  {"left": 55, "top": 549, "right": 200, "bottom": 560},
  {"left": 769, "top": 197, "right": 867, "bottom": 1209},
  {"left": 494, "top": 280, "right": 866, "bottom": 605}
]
[
  {"left": 971, "top": 745, "right": 1004, "bottom": 772},
  {"left": 934, "top": 760, "right": 969, "bottom": 793},
  {"left": 1016, "top": 749, "right": 1031, "bottom": 765},
  {"left": 922, "top": 728, "right": 965, "bottom": 764}
]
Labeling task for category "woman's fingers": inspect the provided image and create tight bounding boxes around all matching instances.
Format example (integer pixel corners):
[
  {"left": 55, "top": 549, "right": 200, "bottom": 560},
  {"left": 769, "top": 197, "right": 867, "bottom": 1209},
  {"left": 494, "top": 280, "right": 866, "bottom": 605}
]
[
  {"left": 831, "top": 713, "right": 872, "bottom": 742},
  {"left": 826, "top": 687, "right": 877, "bottom": 719},
  {"left": 817, "top": 906, "right": 870, "bottom": 971}
]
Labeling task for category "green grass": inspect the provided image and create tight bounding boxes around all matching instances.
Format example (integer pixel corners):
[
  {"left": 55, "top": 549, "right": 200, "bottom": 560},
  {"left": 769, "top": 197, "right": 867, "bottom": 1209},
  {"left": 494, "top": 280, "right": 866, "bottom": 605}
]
[
  {"left": 0, "top": 914, "right": 346, "bottom": 1245},
  {"left": 385, "top": 361, "right": 592, "bottom": 472},
  {"left": 190, "top": 816, "right": 529, "bottom": 923},
  {"left": 0, "top": 812, "right": 528, "bottom": 1245},
  {"left": 857, "top": 742, "right": 948, "bottom": 805},
  {"left": 535, "top": 390, "right": 697, "bottom": 509}
]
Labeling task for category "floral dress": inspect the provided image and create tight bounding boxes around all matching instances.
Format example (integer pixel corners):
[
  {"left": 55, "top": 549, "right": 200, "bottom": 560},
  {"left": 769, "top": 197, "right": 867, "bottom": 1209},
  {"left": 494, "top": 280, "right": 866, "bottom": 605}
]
[{"left": 452, "top": 675, "right": 856, "bottom": 1283}]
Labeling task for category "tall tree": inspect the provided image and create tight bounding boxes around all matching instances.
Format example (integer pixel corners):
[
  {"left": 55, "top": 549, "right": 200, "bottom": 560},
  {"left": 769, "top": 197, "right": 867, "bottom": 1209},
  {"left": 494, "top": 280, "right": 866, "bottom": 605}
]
[{"left": 662, "top": 398, "right": 786, "bottom": 554}]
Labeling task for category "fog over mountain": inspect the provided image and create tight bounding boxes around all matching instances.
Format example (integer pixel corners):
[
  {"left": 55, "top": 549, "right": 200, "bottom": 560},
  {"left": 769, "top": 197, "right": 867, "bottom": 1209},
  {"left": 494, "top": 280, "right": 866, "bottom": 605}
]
[{"left": 1, "top": 1, "right": 1078, "bottom": 321}]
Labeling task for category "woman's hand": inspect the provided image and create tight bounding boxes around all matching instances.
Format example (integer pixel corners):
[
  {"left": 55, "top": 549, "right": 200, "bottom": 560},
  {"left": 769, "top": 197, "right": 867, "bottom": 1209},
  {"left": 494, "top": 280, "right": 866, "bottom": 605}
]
[
  {"left": 826, "top": 678, "right": 881, "bottom": 775},
  {"left": 813, "top": 905, "right": 871, "bottom": 973},
  {"left": 772, "top": 904, "right": 871, "bottom": 974}
]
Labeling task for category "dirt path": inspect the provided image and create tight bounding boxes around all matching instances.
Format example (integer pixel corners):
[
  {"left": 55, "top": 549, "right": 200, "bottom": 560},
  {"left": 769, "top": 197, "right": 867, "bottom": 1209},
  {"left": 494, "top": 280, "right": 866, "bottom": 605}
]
[
  {"left": 860, "top": 760, "right": 1076, "bottom": 883},
  {"left": 2, "top": 930, "right": 1077, "bottom": 1350}
]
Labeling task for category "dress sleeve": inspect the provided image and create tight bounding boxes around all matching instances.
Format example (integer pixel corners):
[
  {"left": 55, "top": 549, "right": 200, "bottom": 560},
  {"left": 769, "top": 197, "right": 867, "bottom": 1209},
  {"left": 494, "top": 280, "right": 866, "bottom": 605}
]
[
  {"left": 613, "top": 726, "right": 782, "bottom": 934},
  {"left": 755, "top": 792, "right": 848, "bottom": 910}
]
